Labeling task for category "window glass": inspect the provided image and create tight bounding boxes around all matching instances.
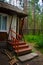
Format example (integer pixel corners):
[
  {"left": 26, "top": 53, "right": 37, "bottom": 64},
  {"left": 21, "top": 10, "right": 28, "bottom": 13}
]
[
  {"left": 2, "top": 16, "right": 7, "bottom": 30},
  {"left": 0, "top": 15, "right": 7, "bottom": 30},
  {"left": 0, "top": 15, "right": 1, "bottom": 30}
]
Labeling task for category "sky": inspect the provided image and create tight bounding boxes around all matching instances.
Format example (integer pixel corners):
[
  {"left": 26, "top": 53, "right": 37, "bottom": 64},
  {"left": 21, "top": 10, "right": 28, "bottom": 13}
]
[
  {"left": 5, "top": 0, "right": 42, "bottom": 6},
  {"left": 39, "top": 0, "right": 42, "bottom": 5}
]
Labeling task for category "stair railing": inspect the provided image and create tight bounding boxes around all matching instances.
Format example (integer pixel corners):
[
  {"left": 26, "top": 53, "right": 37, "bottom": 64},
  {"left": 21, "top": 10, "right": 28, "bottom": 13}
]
[
  {"left": 10, "top": 29, "right": 22, "bottom": 53},
  {"left": 10, "top": 29, "right": 22, "bottom": 41},
  {"left": 11, "top": 35, "right": 19, "bottom": 52}
]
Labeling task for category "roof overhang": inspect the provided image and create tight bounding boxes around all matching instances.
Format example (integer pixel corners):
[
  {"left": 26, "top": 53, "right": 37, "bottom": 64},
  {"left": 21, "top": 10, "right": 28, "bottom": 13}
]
[{"left": 0, "top": 2, "right": 27, "bottom": 18}]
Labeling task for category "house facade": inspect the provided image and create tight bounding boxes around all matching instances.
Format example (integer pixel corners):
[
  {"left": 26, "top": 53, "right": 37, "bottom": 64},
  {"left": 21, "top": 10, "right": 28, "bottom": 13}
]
[
  {"left": 0, "top": 0, "right": 27, "bottom": 41},
  {"left": 0, "top": 0, "right": 32, "bottom": 57}
]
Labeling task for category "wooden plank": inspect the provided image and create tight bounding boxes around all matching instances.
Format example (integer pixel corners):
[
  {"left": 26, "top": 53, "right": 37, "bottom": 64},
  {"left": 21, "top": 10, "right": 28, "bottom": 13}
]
[
  {"left": 4, "top": 49, "right": 12, "bottom": 59},
  {"left": 9, "top": 57, "right": 18, "bottom": 65},
  {"left": 3, "top": 49, "right": 18, "bottom": 65}
]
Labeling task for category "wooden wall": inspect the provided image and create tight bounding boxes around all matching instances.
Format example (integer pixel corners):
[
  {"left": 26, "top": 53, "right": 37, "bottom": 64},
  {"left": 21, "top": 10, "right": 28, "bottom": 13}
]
[{"left": 0, "top": 32, "right": 8, "bottom": 41}]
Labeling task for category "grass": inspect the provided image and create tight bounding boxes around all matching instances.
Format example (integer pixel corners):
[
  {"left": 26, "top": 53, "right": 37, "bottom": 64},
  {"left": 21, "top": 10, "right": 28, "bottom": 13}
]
[
  {"left": 24, "top": 34, "right": 43, "bottom": 54},
  {"left": 24, "top": 34, "right": 40, "bottom": 43}
]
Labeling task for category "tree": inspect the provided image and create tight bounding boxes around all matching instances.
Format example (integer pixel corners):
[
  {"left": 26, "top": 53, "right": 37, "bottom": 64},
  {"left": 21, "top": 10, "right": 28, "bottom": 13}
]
[
  {"left": 27, "top": 0, "right": 41, "bottom": 34},
  {"left": 40, "top": 0, "right": 43, "bottom": 33}
]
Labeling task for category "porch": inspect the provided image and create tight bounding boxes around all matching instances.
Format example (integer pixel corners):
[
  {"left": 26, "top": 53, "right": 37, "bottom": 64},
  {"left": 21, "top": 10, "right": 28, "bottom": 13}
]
[{"left": 0, "top": 1, "right": 36, "bottom": 63}]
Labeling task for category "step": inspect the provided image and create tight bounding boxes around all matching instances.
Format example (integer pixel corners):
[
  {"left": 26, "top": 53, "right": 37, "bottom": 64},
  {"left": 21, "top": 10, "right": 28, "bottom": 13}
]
[
  {"left": 13, "top": 44, "right": 29, "bottom": 50},
  {"left": 19, "top": 41, "right": 26, "bottom": 44},
  {"left": 8, "top": 41, "right": 26, "bottom": 46},
  {"left": 18, "top": 53, "right": 38, "bottom": 62},
  {"left": 15, "top": 47, "right": 32, "bottom": 56}
]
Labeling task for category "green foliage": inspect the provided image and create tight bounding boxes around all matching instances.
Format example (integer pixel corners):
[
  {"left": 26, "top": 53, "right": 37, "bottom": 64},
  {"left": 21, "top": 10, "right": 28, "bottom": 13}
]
[
  {"left": 24, "top": 35, "right": 43, "bottom": 48},
  {"left": 27, "top": 0, "right": 43, "bottom": 34},
  {"left": 36, "top": 35, "right": 43, "bottom": 48},
  {"left": 24, "top": 35, "right": 39, "bottom": 42},
  {"left": 27, "top": 0, "right": 41, "bottom": 31}
]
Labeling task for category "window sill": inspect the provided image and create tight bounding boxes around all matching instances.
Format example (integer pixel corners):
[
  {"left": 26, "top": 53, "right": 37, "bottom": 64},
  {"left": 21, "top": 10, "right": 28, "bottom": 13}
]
[{"left": 0, "top": 30, "right": 7, "bottom": 32}]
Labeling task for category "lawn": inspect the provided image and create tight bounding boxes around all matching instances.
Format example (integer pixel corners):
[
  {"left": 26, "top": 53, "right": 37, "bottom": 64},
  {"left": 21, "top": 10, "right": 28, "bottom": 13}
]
[{"left": 24, "top": 34, "right": 43, "bottom": 53}]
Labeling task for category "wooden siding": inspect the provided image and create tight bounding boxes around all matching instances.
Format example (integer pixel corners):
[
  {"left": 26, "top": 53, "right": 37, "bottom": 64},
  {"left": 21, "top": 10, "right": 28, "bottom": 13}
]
[{"left": 0, "top": 32, "right": 8, "bottom": 41}]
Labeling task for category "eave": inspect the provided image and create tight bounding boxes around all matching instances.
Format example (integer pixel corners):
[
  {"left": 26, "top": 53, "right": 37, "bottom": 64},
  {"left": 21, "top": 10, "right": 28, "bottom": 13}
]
[{"left": 0, "top": 2, "right": 27, "bottom": 18}]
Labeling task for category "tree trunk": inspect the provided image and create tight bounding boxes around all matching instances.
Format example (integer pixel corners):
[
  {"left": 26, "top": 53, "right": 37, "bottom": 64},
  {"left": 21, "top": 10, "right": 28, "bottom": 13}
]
[{"left": 33, "top": 0, "right": 36, "bottom": 35}]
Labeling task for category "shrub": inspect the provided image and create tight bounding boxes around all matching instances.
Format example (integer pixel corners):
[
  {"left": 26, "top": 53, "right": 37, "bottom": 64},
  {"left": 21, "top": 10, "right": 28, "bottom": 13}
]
[
  {"left": 24, "top": 34, "right": 43, "bottom": 48},
  {"left": 35, "top": 36, "right": 43, "bottom": 48},
  {"left": 24, "top": 35, "right": 40, "bottom": 43}
]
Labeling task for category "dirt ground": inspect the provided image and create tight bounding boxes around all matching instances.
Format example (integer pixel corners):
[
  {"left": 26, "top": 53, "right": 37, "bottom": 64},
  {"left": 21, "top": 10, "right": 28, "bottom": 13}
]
[
  {"left": 0, "top": 50, "right": 9, "bottom": 65},
  {"left": 18, "top": 43, "right": 43, "bottom": 65}
]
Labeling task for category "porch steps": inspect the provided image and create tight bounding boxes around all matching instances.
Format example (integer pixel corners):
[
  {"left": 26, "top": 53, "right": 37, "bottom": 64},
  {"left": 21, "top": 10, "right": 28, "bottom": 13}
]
[{"left": 8, "top": 41, "right": 32, "bottom": 56}]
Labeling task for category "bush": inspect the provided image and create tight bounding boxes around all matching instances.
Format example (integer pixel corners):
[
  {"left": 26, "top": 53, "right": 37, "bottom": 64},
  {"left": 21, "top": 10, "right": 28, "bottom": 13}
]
[
  {"left": 24, "top": 35, "right": 40, "bottom": 43},
  {"left": 35, "top": 36, "right": 43, "bottom": 48},
  {"left": 24, "top": 34, "right": 43, "bottom": 48}
]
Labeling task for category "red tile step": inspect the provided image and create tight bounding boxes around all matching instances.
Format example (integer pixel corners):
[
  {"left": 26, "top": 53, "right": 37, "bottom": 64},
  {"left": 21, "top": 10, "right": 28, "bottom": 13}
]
[{"left": 14, "top": 47, "right": 32, "bottom": 56}]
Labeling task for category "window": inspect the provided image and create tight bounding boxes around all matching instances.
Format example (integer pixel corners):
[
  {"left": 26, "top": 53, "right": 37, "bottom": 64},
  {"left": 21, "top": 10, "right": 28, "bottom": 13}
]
[
  {"left": 0, "top": 15, "right": 7, "bottom": 31},
  {"left": 19, "top": 0, "right": 24, "bottom": 8},
  {"left": 0, "top": 15, "right": 1, "bottom": 30}
]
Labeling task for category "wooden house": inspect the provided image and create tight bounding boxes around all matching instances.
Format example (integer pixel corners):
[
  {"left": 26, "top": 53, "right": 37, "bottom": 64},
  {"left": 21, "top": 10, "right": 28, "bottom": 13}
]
[{"left": 0, "top": 0, "right": 32, "bottom": 56}]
